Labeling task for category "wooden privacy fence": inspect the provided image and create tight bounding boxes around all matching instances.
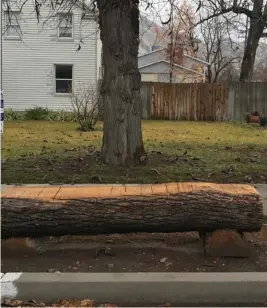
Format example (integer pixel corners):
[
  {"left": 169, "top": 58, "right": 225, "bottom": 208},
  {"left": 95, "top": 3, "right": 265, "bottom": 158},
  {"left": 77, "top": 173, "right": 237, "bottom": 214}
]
[
  {"left": 140, "top": 82, "right": 267, "bottom": 121},
  {"left": 228, "top": 82, "right": 267, "bottom": 121}
]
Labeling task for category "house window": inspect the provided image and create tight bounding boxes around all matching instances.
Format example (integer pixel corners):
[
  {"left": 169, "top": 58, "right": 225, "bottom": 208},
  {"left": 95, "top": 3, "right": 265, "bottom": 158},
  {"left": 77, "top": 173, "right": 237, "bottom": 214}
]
[
  {"left": 55, "top": 65, "right": 73, "bottom": 93},
  {"left": 5, "top": 11, "right": 21, "bottom": 38},
  {"left": 58, "top": 13, "right": 73, "bottom": 38}
]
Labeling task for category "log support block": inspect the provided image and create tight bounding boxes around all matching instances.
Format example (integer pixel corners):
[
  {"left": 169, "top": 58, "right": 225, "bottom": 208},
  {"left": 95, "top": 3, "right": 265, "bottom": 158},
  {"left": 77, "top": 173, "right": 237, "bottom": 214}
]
[
  {"left": 199, "top": 230, "right": 252, "bottom": 258},
  {"left": 1, "top": 238, "right": 40, "bottom": 256}
]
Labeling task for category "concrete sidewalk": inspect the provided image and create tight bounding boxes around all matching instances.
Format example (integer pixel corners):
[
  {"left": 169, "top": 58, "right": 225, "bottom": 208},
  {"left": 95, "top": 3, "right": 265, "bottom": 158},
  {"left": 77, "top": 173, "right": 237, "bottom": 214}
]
[{"left": 1, "top": 272, "right": 267, "bottom": 305}]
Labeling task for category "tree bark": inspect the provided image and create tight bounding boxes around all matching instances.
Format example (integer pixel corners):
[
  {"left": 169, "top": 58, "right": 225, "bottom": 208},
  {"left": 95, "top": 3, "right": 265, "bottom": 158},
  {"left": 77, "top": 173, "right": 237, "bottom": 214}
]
[
  {"left": 239, "top": 21, "right": 264, "bottom": 82},
  {"left": 2, "top": 190, "right": 263, "bottom": 239},
  {"left": 97, "top": 0, "right": 145, "bottom": 166},
  {"left": 239, "top": 0, "right": 266, "bottom": 82},
  {"left": 207, "top": 65, "right": 213, "bottom": 83}
]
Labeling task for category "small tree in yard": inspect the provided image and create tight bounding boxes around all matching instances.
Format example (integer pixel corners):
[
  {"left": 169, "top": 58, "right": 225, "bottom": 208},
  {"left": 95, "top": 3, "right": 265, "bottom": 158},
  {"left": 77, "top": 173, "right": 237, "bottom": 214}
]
[{"left": 71, "top": 84, "right": 100, "bottom": 132}]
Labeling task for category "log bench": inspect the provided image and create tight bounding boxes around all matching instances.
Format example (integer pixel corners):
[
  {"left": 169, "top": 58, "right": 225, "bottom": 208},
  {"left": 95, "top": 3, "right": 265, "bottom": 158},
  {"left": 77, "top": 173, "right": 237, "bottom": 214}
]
[{"left": 1, "top": 183, "right": 264, "bottom": 257}]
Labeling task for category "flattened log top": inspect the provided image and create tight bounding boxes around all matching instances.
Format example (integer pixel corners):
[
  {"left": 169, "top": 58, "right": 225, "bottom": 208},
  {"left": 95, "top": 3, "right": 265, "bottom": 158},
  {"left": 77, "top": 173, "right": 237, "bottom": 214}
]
[{"left": 1, "top": 183, "right": 260, "bottom": 201}]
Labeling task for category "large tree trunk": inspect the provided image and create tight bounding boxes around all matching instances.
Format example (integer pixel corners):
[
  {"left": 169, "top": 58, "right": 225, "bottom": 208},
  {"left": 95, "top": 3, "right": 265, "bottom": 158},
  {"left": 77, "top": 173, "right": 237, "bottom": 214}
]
[
  {"left": 207, "top": 65, "right": 213, "bottom": 83},
  {"left": 97, "top": 0, "right": 145, "bottom": 166},
  {"left": 239, "top": 18, "right": 265, "bottom": 82},
  {"left": 1, "top": 185, "right": 263, "bottom": 239}
]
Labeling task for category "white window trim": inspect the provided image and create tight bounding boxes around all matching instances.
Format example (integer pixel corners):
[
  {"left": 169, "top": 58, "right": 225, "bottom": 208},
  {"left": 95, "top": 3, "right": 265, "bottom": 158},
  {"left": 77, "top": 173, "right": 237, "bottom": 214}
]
[
  {"left": 54, "top": 64, "right": 73, "bottom": 95},
  {"left": 4, "top": 10, "right": 22, "bottom": 40},
  {"left": 57, "top": 13, "right": 73, "bottom": 40}
]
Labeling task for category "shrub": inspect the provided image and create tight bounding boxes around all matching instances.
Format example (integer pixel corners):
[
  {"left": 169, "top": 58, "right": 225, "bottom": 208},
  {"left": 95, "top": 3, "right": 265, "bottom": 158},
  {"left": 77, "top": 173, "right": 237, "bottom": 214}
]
[
  {"left": 23, "top": 107, "right": 77, "bottom": 122},
  {"left": 4, "top": 109, "right": 24, "bottom": 121},
  {"left": 45, "top": 110, "right": 77, "bottom": 122},
  {"left": 252, "top": 111, "right": 260, "bottom": 117},
  {"left": 70, "top": 84, "right": 100, "bottom": 131},
  {"left": 24, "top": 107, "right": 50, "bottom": 120},
  {"left": 260, "top": 116, "right": 267, "bottom": 127}
]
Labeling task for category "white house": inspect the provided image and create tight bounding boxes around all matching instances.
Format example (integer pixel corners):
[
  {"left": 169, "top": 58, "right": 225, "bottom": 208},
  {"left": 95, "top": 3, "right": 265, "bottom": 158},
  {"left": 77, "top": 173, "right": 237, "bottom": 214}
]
[{"left": 0, "top": 0, "right": 102, "bottom": 111}]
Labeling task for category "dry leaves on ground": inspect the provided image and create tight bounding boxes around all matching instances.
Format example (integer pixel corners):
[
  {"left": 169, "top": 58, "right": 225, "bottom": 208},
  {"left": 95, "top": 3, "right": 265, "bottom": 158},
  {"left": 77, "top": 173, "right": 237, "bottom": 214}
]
[{"left": 2, "top": 299, "right": 117, "bottom": 307}]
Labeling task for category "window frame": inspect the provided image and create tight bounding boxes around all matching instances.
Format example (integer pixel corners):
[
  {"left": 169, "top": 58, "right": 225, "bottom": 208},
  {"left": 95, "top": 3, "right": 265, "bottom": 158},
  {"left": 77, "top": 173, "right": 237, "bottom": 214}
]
[
  {"left": 4, "top": 10, "right": 22, "bottom": 40},
  {"left": 54, "top": 64, "right": 73, "bottom": 95},
  {"left": 57, "top": 13, "right": 73, "bottom": 40}
]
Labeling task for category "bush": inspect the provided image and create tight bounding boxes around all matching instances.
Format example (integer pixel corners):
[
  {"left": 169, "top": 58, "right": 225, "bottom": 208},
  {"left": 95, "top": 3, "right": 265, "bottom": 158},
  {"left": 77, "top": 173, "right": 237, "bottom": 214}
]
[
  {"left": 45, "top": 110, "right": 77, "bottom": 122},
  {"left": 260, "top": 116, "right": 267, "bottom": 127},
  {"left": 71, "top": 84, "right": 100, "bottom": 131},
  {"left": 24, "top": 107, "right": 50, "bottom": 120},
  {"left": 8, "top": 107, "right": 77, "bottom": 122},
  {"left": 4, "top": 109, "right": 24, "bottom": 121},
  {"left": 5, "top": 104, "right": 98, "bottom": 124}
]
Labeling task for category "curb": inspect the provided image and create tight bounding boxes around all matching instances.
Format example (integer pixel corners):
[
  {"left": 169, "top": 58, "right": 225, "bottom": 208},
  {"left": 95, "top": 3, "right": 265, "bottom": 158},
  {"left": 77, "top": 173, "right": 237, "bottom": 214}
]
[{"left": 1, "top": 273, "right": 267, "bottom": 305}]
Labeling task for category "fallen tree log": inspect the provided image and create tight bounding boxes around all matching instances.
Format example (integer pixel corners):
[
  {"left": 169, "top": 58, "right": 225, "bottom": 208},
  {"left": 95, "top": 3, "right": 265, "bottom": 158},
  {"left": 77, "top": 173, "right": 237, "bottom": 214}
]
[{"left": 1, "top": 183, "right": 263, "bottom": 239}]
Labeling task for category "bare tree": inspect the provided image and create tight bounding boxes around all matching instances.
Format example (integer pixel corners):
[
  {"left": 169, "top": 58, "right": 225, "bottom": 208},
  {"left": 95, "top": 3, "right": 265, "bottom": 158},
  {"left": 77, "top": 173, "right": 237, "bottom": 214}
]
[
  {"left": 199, "top": 17, "right": 241, "bottom": 82},
  {"left": 71, "top": 84, "right": 100, "bottom": 131},
  {"left": 194, "top": 0, "right": 267, "bottom": 82},
  {"left": 165, "top": 1, "right": 198, "bottom": 83},
  {"left": 253, "top": 63, "right": 267, "bottom": 81}
]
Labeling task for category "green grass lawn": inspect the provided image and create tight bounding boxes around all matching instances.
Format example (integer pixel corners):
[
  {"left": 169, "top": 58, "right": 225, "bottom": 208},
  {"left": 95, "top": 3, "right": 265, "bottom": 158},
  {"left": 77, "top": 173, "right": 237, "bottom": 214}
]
[{"left": 2, "top": 120, "right": 267, "bottom": 184}]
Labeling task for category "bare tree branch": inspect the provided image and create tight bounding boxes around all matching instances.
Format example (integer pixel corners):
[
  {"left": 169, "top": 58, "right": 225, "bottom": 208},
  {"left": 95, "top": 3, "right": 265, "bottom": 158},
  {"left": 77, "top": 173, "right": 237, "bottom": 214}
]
[{"left": 199, "top": 15, "right": 242, "bottom": 82}]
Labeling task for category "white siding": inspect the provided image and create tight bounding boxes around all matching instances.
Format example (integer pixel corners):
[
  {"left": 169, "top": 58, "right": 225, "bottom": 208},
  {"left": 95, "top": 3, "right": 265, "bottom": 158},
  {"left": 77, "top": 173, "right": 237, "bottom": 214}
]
[
  {"left": 139, "top": 61, "right": 171, "bottom": 74},
  {"left": 157, "top": 73, "right": 198, "bottom": 83},
  {"left": 2, "top": 1, "right": 100, "bottom": 111},
  {"left": 183, "top": 57, "right": 208, "bottom": 71},
  {"left": 141, "top": 73, "right": 158, "bottom": 82},
  {"left": 138, "top": 49, "right": 166, "bottom": 67},
  {"left": 138, "top": 50, "right": 209, "bottom": 73},
  {"left": 139, "top": 62, "right": 203, "bottom": 83}
]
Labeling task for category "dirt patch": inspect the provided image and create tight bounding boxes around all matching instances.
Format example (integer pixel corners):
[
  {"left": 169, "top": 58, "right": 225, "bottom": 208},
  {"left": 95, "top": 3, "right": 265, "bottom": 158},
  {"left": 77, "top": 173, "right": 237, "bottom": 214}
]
[
  {"left": 2, "top": 228, "right": 267, "bottom": 273},
  {"left": 3, "top": 150, "right": 267, "bottom": 185}
]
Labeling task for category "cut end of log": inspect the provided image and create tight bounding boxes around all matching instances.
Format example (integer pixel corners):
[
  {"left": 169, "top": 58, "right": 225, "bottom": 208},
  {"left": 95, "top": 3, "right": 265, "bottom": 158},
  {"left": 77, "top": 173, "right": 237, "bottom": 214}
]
[{"left": 0, "top": 183, "right": 261, "bottom": 201}]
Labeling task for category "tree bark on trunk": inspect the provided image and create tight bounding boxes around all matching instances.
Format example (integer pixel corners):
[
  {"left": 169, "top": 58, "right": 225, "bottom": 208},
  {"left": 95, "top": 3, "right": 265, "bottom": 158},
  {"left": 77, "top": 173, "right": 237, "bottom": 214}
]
[
  {"left": 97, "top": 0, "right": 145, "bottom": 166},
  {"left": 239, "top": 18, "right": 264, "bottom": 82},
  {"left": 2, "top": 191, "right": 263, "bottom": 239},
  {"left": 207, "top": 66, "right": 212, "bottom": 83}
]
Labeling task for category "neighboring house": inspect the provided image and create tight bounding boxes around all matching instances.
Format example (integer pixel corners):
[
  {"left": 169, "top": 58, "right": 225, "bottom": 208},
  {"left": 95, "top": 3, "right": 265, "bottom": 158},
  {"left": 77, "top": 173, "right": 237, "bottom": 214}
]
[
  {"left": 138, "top": 47, "right": 210, "bottom": 83},
  {"left": 0, "top": 1, "right": 102, "bottom": 111}
]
